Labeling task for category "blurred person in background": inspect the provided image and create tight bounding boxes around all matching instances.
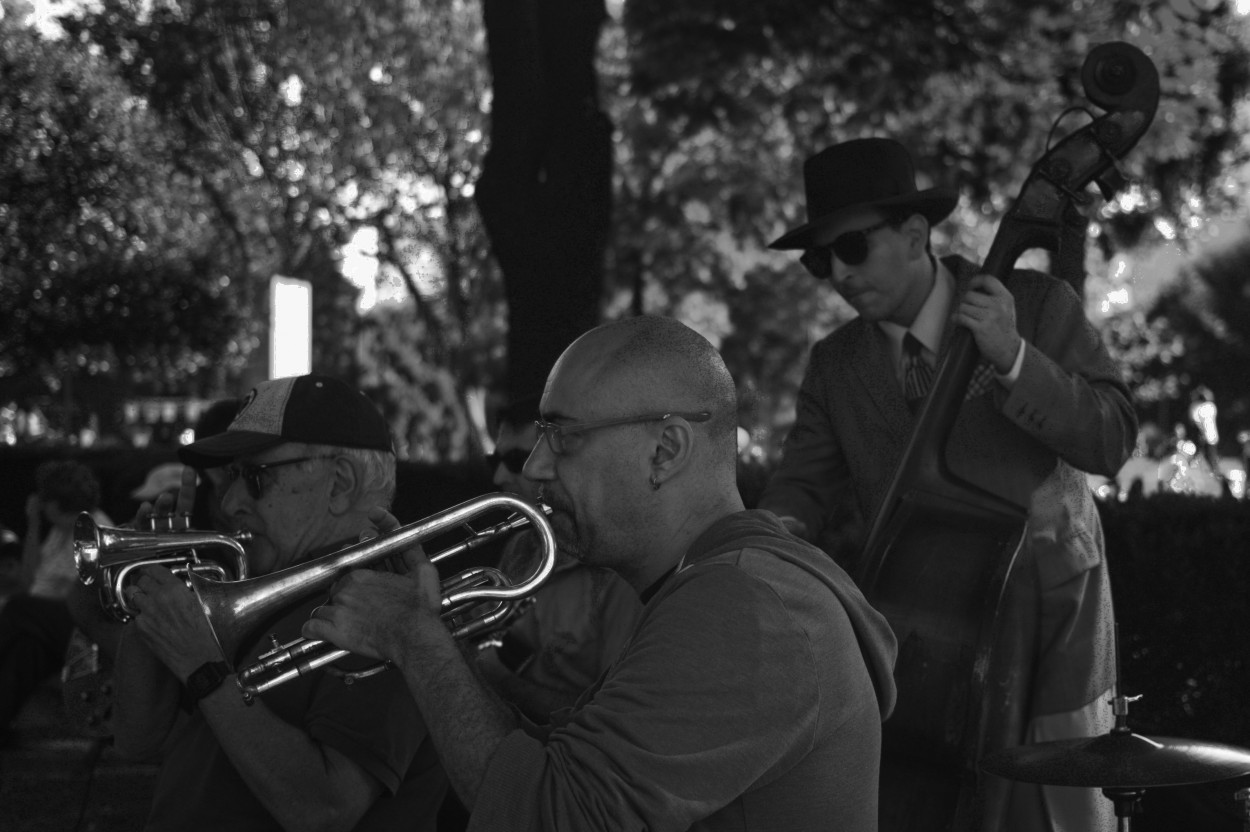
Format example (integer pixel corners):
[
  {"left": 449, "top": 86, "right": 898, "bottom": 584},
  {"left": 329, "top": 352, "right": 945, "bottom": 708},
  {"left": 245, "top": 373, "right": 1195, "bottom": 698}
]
[
  {"left": 129, "top": 462, "right": 187, "bottom": 505},
  {"left": 0, "top": 460, "right": 111, "bottom": 744}
]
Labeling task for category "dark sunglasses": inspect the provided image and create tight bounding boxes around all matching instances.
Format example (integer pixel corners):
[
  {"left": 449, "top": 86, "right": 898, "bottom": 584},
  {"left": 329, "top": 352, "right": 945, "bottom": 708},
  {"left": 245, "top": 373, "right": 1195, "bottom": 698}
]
[
  {"left": 799, "top": 218, "right": 893, "bottom": 278},
  {"left": 223, "top": 455, "right": 337, "bottom": 500},
  {"left": 486, "top": 448, "right": 531, "bottom": 474}
]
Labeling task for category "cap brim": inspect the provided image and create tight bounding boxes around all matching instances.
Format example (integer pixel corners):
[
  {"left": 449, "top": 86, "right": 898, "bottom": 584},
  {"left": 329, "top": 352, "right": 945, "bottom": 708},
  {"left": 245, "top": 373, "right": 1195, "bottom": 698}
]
[
  {"left": 178, "top": 430, "right": 285, "bottom": 469},
  {"left": 769, "top": 189, "right": 959, "bottom": 250}
]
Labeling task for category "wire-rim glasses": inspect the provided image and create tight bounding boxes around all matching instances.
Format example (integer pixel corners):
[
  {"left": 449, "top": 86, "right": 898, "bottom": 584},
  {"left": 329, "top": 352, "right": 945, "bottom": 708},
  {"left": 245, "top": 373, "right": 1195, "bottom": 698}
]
[
  {"left": 223, "top": 455, "right": 338, "bottom": 500},
  {"left": 535, "top": 411, "right": 712, "bottom": 455},
  {"left": 799, "top": 218, "right": 893, "bottom": 278}
]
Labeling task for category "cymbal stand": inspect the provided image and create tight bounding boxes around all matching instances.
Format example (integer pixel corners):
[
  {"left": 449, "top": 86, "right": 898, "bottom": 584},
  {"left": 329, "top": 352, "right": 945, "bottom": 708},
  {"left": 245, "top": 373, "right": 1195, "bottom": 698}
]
[
  {"left": 1103, "top": 627, "right": 1144, "bottom": 831},
  {"left": 1236, "top": 785, "right": 1250, "bottom": 832},
  {"left": 1101, "top": 786, "right": 1144, "bottom": 832}
]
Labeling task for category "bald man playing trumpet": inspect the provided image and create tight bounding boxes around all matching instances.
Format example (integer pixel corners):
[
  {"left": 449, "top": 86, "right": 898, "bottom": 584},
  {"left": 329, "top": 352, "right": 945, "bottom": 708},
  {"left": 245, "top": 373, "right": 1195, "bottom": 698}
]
[{"left": 307, "top": 316, "right": 899, "bottom": 831}]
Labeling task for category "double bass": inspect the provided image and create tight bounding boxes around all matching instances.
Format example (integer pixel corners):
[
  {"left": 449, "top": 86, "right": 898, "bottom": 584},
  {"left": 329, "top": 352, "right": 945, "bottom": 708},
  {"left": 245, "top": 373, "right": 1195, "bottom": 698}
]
[{"left": 859, "top": 43, "right": 1159, "bottom": 831}]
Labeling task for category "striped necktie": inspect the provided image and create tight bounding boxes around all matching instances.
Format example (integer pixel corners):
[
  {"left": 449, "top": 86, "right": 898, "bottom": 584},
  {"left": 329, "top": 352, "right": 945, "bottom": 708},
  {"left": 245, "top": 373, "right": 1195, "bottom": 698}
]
[{"left": 903, "top": 333, "right": 933, "bottom": 412}]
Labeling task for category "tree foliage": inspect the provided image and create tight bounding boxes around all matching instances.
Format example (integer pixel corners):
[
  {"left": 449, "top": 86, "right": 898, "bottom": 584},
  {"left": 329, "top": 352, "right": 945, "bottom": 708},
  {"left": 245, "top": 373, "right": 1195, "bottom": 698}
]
[
  {"left": 1106, "top": 222, "right": 1250, "bottom": 438},
  {"left": 0, "top": 13, "right": 242, "bottom": 432},
  {"left": 622, "top": 0, "right": 1249, "bottom": 221},
  {"left": 6, "top": 0, "right": 1250, "bottom": 460},
  {"left": 47, "top": 0, "right": 502, "bottom": 457},
  {"left": 610, "top": 0, "right": 1250, "bottom": 451}
]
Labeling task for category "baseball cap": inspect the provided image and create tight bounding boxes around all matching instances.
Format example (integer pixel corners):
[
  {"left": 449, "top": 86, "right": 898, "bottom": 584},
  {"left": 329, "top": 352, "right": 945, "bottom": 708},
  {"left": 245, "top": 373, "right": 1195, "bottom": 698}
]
[
  {"left": 194, "top": 397, "right": 243, "bottom": 441},
  {"left": 179, "top": 375, "right": 393, "bottom": 469}
]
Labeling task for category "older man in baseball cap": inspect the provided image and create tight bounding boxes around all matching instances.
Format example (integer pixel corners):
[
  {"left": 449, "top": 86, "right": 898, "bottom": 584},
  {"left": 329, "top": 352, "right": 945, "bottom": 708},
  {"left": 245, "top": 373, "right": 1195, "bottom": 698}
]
[{"left": 108, "top": 373, "right": 447, "bottom": 832}]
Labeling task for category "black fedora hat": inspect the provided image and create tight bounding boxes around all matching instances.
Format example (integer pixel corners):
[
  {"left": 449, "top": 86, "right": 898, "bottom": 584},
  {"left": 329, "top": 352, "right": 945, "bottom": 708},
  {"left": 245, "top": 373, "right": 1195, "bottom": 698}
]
[{"left": 769, "top": 138, "right": 958, "bottom": 250}]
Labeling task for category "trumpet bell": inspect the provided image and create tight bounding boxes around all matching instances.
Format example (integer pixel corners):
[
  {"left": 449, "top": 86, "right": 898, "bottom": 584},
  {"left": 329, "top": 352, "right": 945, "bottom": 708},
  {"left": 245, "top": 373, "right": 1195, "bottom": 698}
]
[{"left": 73, "top": 513, "right": 251, "bottom": 621}]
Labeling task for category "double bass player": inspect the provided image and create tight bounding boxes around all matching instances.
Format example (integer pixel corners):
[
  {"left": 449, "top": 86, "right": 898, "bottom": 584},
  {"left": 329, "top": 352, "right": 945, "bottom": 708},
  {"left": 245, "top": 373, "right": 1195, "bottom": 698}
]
[{"left": 760, "top": 137, "right": 1136, "bottom": 831}]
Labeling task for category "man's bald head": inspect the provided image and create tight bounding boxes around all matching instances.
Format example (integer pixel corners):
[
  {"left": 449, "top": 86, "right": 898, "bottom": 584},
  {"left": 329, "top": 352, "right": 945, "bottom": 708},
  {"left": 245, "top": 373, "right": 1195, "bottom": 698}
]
[
  {"left": 552, "top": 316, "right": 739, "bottom": 458},
  {"left": 528, "top": 316, "right": 746, "bottom": 590}
]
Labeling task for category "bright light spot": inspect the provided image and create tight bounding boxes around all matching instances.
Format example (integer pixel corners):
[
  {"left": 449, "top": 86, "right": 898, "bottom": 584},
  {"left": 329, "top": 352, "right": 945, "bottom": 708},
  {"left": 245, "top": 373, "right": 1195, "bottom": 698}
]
[
  {"left": 1098, "top": 288, "right": 1131, "bottom": 317},
  {"left": 270, "top": 276, "right": 312, "bottom": 379},
  {"left": 281, "top": 74, "right": 304, "bottom": 106},
  {"left": 1238, "top": 0, "right": 1250, "bottom": 16},
  {"left": 10, "top": 0, "right": 100, "bottom": 38},
  {"left": 178, "top": 428, "right": 196, "bottom": 446},
  {"left": 1228, "top": 469, "right": 1246, "bottom": 500},
  {"left": 341, "top": 227, "right": 381, "bottom": 311},
  {"left": 27, "top": 409, "right": 47, "bottom": 439},
  {"left": 242, "top": 148, "right": 264, "bottom": 178},
  {"left": 415, "top": 177, "right": 443, "bottom": 207},
  {"left": 340, "top": 228, "right": 415, "bottom": 312},
  {"left": 1154, "top": 217, "right": 1177, "bottom": 241},
  {"left": 1116, "top": 186, "right": 1147, "bottom": 212}
]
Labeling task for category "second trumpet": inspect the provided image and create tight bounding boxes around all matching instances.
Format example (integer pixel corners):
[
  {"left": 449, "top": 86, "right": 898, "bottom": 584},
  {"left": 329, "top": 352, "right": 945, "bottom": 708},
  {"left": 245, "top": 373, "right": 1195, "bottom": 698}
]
[{"left": 74, "top": 514, "right": 251, "bottom": 622}]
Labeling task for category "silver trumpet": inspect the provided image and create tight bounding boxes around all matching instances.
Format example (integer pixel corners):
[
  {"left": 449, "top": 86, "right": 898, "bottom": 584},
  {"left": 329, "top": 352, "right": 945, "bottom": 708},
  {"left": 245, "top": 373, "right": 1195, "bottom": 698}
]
[
  {"left": 187, "top": 492, "right": 556, "bottom": 702},
  {"left": 74, "top": 514, "right": 252, "bottom": 622}
]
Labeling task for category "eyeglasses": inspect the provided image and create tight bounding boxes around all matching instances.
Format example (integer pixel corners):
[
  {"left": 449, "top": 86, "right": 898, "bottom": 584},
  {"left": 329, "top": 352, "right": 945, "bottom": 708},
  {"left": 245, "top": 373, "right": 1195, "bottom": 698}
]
[
  {"left": 799, "top": 218, "right": 893, "bottom": 278},
  {"left": 535, "top": 411, "right": 712, "bottom": 455},
  {"left": 223, "top": 455, "right": 337, "bottom": 500},
  {"left": 486, "top": 448, "right": 531, "bottom": 474}
]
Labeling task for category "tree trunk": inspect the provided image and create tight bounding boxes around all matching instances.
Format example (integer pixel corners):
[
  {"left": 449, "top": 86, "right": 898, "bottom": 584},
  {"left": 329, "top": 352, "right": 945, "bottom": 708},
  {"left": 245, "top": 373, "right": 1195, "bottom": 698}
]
[{"left": 474, "top": 0, "right": 612, "bottom": 404}]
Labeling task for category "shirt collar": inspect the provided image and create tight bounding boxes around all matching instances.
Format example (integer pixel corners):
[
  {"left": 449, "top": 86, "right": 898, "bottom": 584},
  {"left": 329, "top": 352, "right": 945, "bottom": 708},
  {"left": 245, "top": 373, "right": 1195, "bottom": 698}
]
[{"left": 878, "top": 256, "right": 955, "bottom": 357}]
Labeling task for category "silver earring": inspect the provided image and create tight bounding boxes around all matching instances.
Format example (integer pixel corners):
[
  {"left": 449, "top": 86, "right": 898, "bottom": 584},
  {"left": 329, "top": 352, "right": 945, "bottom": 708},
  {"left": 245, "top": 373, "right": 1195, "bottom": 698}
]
[{"left": 649, "top": 474, "right": 661, "bottom": 491}]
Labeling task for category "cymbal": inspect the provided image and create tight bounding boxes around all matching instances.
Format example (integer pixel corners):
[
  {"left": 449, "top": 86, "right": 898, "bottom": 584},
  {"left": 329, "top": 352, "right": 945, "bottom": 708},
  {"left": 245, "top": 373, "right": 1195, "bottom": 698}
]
[{"left": 980, "top": 731, "right": 1250, "bottom": 788}]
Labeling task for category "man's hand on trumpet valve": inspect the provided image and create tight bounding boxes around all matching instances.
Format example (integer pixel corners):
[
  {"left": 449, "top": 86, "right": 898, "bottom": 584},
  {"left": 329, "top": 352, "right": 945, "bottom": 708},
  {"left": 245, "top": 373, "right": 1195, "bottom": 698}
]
[
  {"left": 122, "top": 463, "right": 225, "bottom": 680},
  {"left": 125, "top": 564, "right": 227, "bottom": 680},
  {"left": 302, "top": 540, "right": 448, "bottom": 667},
  {"left": 357, "top": 506, "right": 427, "bottom": 575},
  {"left": 132, "top": 465, "right": 198, "bottom": 533}
]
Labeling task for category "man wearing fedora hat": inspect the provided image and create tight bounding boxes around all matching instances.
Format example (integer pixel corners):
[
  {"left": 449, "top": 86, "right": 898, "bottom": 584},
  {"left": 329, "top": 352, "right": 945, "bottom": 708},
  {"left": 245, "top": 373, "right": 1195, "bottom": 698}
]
[{"left": 760, "top": 137, "right": 1136, "bottom": 831}]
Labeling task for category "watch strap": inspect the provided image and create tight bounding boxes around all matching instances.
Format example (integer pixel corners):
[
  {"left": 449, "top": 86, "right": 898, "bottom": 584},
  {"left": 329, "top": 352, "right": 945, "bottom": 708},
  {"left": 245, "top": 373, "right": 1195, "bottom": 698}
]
[{"left": 181, "top": 660, "right": 231, "bottom": 712}]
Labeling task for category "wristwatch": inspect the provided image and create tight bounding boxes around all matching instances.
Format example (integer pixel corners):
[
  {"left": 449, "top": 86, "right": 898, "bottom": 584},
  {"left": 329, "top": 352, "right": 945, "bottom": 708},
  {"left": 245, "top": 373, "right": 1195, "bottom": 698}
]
[{"left": 181, "top": 660, "right": 231, "bottom": 712}]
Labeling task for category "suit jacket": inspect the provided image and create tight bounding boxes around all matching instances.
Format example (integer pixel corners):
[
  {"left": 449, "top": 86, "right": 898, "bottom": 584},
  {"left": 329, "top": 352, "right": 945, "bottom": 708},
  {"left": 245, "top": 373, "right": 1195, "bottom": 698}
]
[{"left": 759, "top": 255, "right": 1137, "bottom": 715}]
